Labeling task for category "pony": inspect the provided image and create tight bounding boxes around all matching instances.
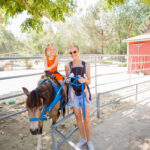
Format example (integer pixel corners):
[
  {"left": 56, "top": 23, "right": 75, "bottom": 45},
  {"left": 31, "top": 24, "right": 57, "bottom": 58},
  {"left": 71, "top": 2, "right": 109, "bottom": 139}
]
[{"left": 22, "top": 76, "right": 67, "bottom": 135}]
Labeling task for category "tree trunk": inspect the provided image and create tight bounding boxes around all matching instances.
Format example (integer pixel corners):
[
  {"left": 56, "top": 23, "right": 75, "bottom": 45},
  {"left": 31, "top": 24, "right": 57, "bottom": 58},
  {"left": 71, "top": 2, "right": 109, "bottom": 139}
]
[{"left": 101, "top": 29, "right": 104, "bottom": 54}]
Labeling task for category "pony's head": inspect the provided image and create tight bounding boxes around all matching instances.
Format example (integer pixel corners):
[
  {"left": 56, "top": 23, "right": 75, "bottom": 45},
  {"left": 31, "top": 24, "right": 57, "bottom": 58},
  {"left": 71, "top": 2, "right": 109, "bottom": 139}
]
[{"left": 22, "top": 87, "right": 44, "bottom": 135}]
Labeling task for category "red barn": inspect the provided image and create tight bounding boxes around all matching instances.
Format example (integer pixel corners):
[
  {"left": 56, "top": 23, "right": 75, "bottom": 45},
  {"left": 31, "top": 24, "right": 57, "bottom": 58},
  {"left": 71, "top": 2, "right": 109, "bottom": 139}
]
[{"left": 124, "top": 33, "right": 150, "bottom": 75}]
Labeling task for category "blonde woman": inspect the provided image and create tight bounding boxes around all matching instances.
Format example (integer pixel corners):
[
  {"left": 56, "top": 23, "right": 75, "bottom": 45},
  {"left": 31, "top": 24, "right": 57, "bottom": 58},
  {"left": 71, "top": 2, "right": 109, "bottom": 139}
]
[{"left": 65, "top": 44, "right": 94, "bottom": 150}]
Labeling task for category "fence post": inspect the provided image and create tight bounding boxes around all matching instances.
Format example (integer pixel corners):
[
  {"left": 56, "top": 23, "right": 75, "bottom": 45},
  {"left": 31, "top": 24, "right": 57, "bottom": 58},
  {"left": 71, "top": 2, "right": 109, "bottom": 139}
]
[
  {"left": 95, "top": 56, "right": 97, "bottom": 96},
  {"left": 51, "top": 126, "right": 58, "bottom": 150},
  {"left": 97, "top": 93, "right": 100, "bottom": 118},
  {"left": 135, "top": 84, "right": 138, "bottom": 102},
  {"left": 129, "top": 55, "right": 132, "bottom": 85}
]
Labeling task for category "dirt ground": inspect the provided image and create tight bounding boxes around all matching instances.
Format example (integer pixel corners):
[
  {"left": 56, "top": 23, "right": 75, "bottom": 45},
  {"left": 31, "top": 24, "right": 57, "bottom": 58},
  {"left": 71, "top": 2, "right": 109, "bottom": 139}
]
[
  {"left": 59, "top": 100, "right": 150, "bottom": 150},
  {"left": 90, "top": 103, "right": 150, "bottom": 150},
  {"left": 1, "top": 91, "right": 150, "bottom": 150}
]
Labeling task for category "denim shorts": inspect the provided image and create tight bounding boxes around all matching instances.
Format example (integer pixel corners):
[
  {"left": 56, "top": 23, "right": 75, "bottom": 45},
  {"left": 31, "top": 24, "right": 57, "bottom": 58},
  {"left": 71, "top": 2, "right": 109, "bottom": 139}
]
[{"left": 67, "top": 86, "right": 93, "bottom": 109}]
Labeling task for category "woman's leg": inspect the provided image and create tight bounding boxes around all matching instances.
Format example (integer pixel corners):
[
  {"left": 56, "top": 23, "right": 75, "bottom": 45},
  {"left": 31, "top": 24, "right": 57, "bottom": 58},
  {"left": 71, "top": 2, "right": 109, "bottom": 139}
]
[
  {"left": 82, "top": 106, "right": 91, "bottom": 141},
  {"left": 72, "top": 107, "right": 86, "bottom": 139}
]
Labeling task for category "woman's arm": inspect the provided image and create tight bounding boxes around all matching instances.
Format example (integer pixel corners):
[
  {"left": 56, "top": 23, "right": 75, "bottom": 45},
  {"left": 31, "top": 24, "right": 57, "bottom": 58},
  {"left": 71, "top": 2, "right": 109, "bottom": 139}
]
[
  {"left": 45, "top": 56, "right": 58, "bottom": 71},
  {"left": 85, "top": 63, "right": 91, "bottom": 85},
  {"left": 78, "top": 63, "right": 91, "bottom": 85}
]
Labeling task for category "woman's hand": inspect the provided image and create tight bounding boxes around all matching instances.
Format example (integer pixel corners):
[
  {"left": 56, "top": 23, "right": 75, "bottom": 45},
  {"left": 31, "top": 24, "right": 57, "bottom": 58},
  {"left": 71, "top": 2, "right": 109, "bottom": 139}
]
[
  {"left": 78, "top": 77, "right": 86, "bottom": 84},
  {"left": 65, "top": 77, "right": 71, "bottom": 83}
]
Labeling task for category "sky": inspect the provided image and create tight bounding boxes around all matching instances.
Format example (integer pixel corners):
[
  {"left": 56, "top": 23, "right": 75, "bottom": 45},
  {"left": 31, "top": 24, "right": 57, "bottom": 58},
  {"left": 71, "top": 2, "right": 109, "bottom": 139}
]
[{"left": 5, "top": 0, "right": 99, "bottom": 39}]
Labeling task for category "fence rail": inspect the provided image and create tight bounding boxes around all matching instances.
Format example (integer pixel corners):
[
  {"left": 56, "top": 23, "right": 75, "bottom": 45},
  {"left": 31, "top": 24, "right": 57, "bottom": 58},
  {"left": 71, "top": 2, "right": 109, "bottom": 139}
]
[{"left": 0, "top": 55, "right": 150, "bottom": 150}]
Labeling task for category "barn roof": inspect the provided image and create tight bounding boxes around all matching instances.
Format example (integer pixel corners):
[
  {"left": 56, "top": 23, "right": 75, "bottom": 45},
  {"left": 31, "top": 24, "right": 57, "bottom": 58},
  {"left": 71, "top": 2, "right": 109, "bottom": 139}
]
[{"left": 123, "top": 33, "right": 150, "bottom": 42}]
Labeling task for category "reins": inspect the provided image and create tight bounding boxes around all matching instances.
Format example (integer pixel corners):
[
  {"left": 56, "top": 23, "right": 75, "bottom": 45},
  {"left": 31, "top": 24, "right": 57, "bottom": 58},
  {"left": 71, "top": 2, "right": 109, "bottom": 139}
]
[{"left": 29, "top": 76, "right": 86, "bottom": 122}]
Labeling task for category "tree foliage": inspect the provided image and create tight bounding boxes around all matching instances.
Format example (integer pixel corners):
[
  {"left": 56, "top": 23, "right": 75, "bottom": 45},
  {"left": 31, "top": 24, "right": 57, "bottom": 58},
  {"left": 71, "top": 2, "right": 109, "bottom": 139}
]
[
  {"left": 1, "top": 0, "right": 150, "bottom": 55},
  {"left": 82, "top": 1, "right": 114, "bottom": 54},
  {"left": 0, "top": 0, "right": 76, "bottom": 32},
  {"left": 104, "top": 0, "right": 150, "bottom": 7},
  {"left": 0, "top": 26, "right": 28, "bottom": 55},
  {"left": 139, "top": 14, "right": 150, "bottom": 33}
]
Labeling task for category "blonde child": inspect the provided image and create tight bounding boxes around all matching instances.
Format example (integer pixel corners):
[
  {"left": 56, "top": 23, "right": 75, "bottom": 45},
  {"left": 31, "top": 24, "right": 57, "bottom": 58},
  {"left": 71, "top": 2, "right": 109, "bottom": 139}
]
[
  {"left": 44, "top": 43, "right": 64, "bottom": 83},
  {"left": 43, "top": 43, "right": 67, "bottom": 102}
]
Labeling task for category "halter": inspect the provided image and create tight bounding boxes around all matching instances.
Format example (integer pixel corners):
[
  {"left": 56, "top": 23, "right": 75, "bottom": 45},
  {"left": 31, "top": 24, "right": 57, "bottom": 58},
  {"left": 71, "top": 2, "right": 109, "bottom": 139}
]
[{"left": 29, "top": 76, "right": 86, "bottom": 122}]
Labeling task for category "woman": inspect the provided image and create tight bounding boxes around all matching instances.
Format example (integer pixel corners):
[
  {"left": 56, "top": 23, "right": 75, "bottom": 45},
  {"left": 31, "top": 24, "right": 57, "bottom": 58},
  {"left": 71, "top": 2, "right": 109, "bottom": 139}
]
[{"left": 65, "top": 44, "right": 94, "bottom": 150}]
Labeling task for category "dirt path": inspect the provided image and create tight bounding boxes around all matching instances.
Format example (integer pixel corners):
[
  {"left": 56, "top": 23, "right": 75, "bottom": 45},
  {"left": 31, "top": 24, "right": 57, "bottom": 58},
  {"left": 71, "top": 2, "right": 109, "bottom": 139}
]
[
  {"left": 1, "top": 95, "right": 150, "bottom": 150},
  {"left": 60, "top": 103, "right": 150, "bottom": 150},
  {"left": 85, "top": 103, "right": 150, "bottom": 150}
]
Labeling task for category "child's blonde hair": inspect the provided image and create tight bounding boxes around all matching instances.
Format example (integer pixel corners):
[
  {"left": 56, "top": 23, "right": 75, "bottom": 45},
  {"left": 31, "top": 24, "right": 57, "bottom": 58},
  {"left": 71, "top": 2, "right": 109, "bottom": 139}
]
[{"left": 45, "top": 43, "right": 58, "bottom": 56}]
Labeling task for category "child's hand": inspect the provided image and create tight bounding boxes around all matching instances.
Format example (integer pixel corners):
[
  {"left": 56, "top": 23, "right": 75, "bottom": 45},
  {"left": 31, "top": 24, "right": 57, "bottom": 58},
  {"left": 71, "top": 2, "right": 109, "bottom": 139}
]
[{"left": 65, "top": 77, "right": 71, "bottom": 83}]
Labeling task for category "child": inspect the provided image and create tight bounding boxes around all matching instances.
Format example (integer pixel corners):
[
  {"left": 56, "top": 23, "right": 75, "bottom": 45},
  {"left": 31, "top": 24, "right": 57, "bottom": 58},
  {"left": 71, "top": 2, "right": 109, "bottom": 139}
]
[
  {"left": 44, "top": 43, "right": 67, "bottom": 102},
  {"left": 44, "top": 43, "right": 64, "bottom": 82},
  {"left": 69, "top": 72, "right": 90, "bottom": 104}
]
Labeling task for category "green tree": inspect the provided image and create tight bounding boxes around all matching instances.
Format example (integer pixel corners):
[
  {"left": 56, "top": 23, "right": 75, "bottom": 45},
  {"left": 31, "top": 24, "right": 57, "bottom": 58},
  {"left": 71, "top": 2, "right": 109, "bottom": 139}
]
[
  {"left": 0, "top": 0, "right": 76, "bottom": 32},
  {"left": 0, "top": 26, "right": 28, "bottom": 55},
  {"left": 82, "top": 0, "right": 114, "bottom": 54},
  {"left": 139, "top": 14, "right": 150, "bottom": 33},
  {"left": 104, "top": 0, "right": 150, "bottom": 7},
  {"left": 112, "top": 1, "right": 150, "bottom": 54},
  {"left": 81, "top": 0, "right": 150, "bottom": 54}
]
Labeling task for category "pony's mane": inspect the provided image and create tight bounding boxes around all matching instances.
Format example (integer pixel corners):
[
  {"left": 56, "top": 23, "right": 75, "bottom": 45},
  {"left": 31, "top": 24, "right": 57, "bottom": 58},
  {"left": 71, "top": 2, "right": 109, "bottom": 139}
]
[
  {"left": 26, "top": 80, "right": 55, "bottom": 108},
  {"left": 26, "top": 90, "right": 42, "bottom": 108}
]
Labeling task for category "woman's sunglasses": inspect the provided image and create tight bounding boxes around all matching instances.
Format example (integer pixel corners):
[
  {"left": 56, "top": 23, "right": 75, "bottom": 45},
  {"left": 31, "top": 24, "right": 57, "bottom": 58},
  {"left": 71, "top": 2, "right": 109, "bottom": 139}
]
[{"left": 69, "top": 50, "right": 77, "bottom": 55}]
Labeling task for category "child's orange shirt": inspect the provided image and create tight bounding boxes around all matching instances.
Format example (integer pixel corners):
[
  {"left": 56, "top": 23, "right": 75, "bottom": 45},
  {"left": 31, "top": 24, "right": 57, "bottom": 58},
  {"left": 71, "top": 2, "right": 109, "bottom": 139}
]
[{"left": 46, "top": 55, "right": 63, "bottom": 80}]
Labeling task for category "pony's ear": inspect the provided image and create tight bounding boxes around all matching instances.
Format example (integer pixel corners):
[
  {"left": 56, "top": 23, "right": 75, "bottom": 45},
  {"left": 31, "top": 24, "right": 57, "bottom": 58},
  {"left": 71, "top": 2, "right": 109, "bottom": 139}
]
[{"left": 22, "top": 87, "right": 30, "bottom": 96}]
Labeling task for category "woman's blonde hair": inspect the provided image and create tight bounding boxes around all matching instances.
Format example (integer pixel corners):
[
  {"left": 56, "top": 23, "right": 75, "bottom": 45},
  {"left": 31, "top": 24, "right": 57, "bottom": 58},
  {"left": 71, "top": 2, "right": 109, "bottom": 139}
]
[
  {"left": 70, "top": 42, "right": 79, "bottom": 51},
  {"left": 45, "top": 43, "right": 58, "bottom": 56}
]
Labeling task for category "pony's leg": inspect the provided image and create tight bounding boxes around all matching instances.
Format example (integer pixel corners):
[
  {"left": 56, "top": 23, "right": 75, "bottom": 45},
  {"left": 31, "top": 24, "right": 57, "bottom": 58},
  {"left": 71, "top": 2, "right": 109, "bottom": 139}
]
[
  {"left": 37, "top": 134, "right": 42, "bottom": 150},
  {"left": 39, "top": 121, "right": 43, "bottom": 134},
  {"left": 49, "top": 102, "right": 60, "bottom": 124},
  {"left": 52, "top": 112, "right": 59, "bottom": 125},
  {"left": 36, "top": 121, "right": 43, "bottom": 150}
]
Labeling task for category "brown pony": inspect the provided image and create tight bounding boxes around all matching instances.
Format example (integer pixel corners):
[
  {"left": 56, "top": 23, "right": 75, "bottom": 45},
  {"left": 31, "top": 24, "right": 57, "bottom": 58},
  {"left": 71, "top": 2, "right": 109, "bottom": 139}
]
[{"left": 22, "top": 77, "right": 67, "bottom": 135}]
